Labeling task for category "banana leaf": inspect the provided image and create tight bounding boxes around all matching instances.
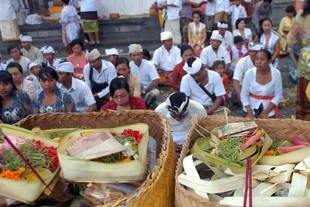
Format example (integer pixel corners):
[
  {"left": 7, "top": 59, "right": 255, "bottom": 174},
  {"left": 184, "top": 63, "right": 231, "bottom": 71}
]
[
  {"left": 191, "top": 127, "right": 272, "bottom": 174},
  {"left": 0, "top": 124, "right": 59, "bottom": 204},
  {"left": 57, "top": 123, "right": 149, "bottom": 183},
  {"left": 31, "top": 128, "right": 78, "bottom": 140}
]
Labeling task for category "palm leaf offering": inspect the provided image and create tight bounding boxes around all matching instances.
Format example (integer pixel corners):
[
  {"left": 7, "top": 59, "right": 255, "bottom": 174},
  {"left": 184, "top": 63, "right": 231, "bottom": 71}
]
[
  {"left": 179, "top": 121, "right": 310, "bottom": 206},
  {"left": 0, "top": 124, "right": 59, "bottom": 204},
  {"left": 57, "top": 123, "right": 149, "bottom": 183}
]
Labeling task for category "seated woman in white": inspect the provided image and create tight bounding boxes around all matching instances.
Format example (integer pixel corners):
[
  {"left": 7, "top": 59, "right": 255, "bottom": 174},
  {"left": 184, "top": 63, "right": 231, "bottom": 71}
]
[
  {"left": 258, "top": 18, "right": 280, "bottom": 68},
  {"left": 233, "top": 18, "right": 252, "bottom": 49},
  {"left": 241, "top": 49, "right": 283, "bottom": 118}
]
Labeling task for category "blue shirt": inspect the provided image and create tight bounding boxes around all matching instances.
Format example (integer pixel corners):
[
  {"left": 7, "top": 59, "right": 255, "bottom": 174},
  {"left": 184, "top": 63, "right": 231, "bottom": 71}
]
[
  {"left": 1, "top": 90, "right": 32, "bottom": 124},
  {"left": 37, "top": 87, "right": 76, "bottom": 113}
]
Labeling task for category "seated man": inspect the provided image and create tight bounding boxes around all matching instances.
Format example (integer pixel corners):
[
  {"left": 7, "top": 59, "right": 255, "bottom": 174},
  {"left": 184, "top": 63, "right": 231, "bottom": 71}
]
[
  {"left": 200, "top": 33, "right": 231, "bottom": 71},
  {"left": 129, "top": 44, "right": 160, "bottom": 107},
  {"left": 56, "top": 61, "right": 97, "bottom": 112},
  {"left": 152, "top": 31, "right": 182, "bottom": 85},
  {"left": 84, "top": 48, "right": 117, "bottom": 110},
  {"left": 20, "top": 34, "right": 43, "bottom": 61},
  {"left": 155, "top": 92, "right": 207, "bottom": 147},
  {"left": 211, "top": 21, "right": 234, "bottom": 50},
  {"left": 180, "top": 57, "right": 226, "bottom": 115}
]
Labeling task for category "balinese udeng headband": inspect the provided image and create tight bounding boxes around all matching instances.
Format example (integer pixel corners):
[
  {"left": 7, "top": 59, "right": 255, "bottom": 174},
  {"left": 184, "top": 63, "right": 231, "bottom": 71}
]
[
  {"left": 166, "top": 94, "right": 190, "bottom": 117},
  {"left": 217, "top": 22, "right": 228, "bottom": 29}
]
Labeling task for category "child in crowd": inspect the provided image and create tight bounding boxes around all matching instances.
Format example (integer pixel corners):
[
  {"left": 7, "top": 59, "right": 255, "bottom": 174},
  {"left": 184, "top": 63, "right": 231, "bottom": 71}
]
[
  {"left": 213, "top": 60, "right": 229, "bottom": 104},
  {"left": 230, "top": 35, "right": 248, "bottom": 71},
  {"left": 60, "top": 0, "right": 80, "bottom": 46}
]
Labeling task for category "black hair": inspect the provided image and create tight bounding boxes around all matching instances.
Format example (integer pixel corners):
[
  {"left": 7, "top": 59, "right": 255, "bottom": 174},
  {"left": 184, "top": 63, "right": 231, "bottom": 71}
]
[
  {"left": 0, "top": 71, "right": 17, "bottom": 109},
  {"left": 6, "top": 62, "right": 23, "bottom": 75},
  {"left": 62, "top": 0, "right": 70, "bottom": 4},
  {"left": 233, "top": 35, "right": 244, "bottom": 44},
  {"left": 286, "top": 5, "right": 296, "bottom": 15},
  {"left": 180, "top": 45, "right": 194, "bottom": 56},
  {"left": 258, "top": 18, "right": 273, "bottom": 39},
  {"left": 69, "top": 39, "right": 84, "bottom": 50},
  {"left": 0, "top": 71, "right": 17, "bottom": 90},
  {"left": 38, "top": 66, "right": 59, "bottom": 81},
  {"left": 302, "top": 0, "right": 310, "bottom": 17},
  {"left": 192, "top": 10, "right": 201, "bottom": 18},
  {"left": 109, "top": 77, "right": 130, "bottom": 97},
  {"left": 186, "top": 57, "right": 196, "bottom": 67},
  {"left": 143, "top": 49, "right": 152, "bottom": 60},
  {"left": 235, "top": 18, "right": 246, "bottom": 29},
  {"left": 257, "top": 49, "right": 272, "bottom": 60},
  {"left": 169, "top": 92, "right": 186, "bottom": 108},
  {"left": 212, "top": 60, "right": 225, "bottom": 70},
  {"left": 263, "top": 0, "right": 272, "bottom": 3},
  {"left": 7, "top": 44, "right": 20, "bottom": 55},
  {"left": 115, "top": 57, "right": 130, "bottom": 68}
]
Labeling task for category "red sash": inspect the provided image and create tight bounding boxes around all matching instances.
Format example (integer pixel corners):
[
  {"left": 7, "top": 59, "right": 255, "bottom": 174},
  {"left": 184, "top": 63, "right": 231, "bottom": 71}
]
[{"left": 249, "top": 93, "right": 279, "bottom": 118}]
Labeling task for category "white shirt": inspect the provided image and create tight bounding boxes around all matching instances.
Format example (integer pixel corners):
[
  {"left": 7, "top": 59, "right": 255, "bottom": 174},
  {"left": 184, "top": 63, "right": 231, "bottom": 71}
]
[
  {"left": 0, "top": 62, "right": 7, "bottom": 70},
  {"left": 233, "top": 55, "right": 254, "bottom": 85},
  {"left": 24, "top": 74, "right": 41, "bottom": 103},
  {"left": 166, "top": 0, "right": 182, "bottom": 20},
  {"left": 155, "top": 99, "right": 207, "bottom": 144},
  {"left": 215, "top": 0, "right": 230, "bottom": 13},
  {"left": 59, "top": 78, "right": 96, "bottom": 112},
  {"left": 212, "top": 30, "right": 234, "bottom": 49},
  {"left": 79, "top": 0, "right": 97, "bottom": 12},
  {"left": 0, "top": 0, "right": 16, "bottom": 20},
  {"left": 230, "top": 4, "right": 247, "bottom": 26},
  {"left": 7, "top": 56, "right": 31, "bottom": 76},
  {"left": 205, "top": 1, "right": 216, "bottom": 16},
  {"left": 180, "top": 70, "right": 226, "bottom": 106},
  {"left": 200, "top": 45, "right": 231, "bottom": 68},
  {"left": 260, "top": 31, "right": 280, "bottom": 55},
  {"left": 83, "top": 59, "right": 117, "bottom": 98},
  {"left": 233, "top": 28, "right": 252, "bottom": 43},
  {"left": 45, "top": 58, "right": 62, "bottom": 70},
  {"left": 129, "top": 59, "right": 159, "bottom": 89},
  {"left": 152, "top": 45, "right": 182, "bottom": 72},
  {"left": 241, "top": 66, "right": 283, "bottom": 117}
]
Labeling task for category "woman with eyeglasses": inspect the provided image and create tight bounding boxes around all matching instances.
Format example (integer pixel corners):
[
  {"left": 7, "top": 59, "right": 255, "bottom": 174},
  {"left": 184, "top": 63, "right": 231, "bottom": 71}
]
[{"left": 101, "top": 77, "right": 146, "bottom": 111}]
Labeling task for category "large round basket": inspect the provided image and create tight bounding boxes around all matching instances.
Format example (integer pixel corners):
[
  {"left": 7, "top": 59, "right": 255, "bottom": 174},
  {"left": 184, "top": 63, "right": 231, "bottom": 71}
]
[
  {"left": 175, "top": 115, "right": 310, "bottom": 207},
  {"left": 18, "top": 111, "right": 176, "bottom": 207}
]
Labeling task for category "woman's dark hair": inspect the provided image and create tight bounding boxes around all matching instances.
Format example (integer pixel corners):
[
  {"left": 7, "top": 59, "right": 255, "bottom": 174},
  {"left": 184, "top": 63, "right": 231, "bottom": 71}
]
[
  {"left": 143, "top": 49, "right": 152, "bottom": 60},
  {"left": 258, "top": 18, "right": 273, "bottom": 39},
  {"left": 7, "top": 44, "right": 20, "bottom": 55},
  {"left": 286, "top": 5, "right": 296, "bottom": 15},
  {"left": 263, "top": 0, "right": 272, "bottom": 3},
  {"left": 38, "top": 66, "right": 59, "bottom": 81},
  {"left": 302, "top": 0, "right": 310, "bottom": 17},
  {"left": 62, "top": 0, "right": 70, "bottom": 4},
  {"left": 212, "top": 60, "right": 226, "bottom": 70},
  {"left": 109, "top": 77, "right": 130, "bottom": 97},
  {"left": 235, "top": 18, "right": 246, "bottom": 29},
  {"left": 192, "top": 10, "right": 201, "bottom": 18},
  {"left": 257, "top": 49, "right": 272, "bottom": 60},
  {"left": 6, "top": 62, "right": 23, "bottom": 75},
  {"left": 115, "top": 57, "right": 130, "bottom": 68},
  {"left": 233, "top": 35, "right": 244, "bottom": 44},
  {"left": 69, "top": 39, "right": 84, "bottom": 50},
  {"left": 0, "top": 71, "right": 17, "bottom": 90},
  {"left": 180, "top": 45, "right": 193, "bottom": 56}
]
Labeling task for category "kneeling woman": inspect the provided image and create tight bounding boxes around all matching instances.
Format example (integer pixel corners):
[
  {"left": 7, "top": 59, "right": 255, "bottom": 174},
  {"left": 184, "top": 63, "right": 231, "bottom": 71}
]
[
  {"left": 101, "top": 77, "right": 146, "bottom": 111},
  {"left": 0, "top": 71, "right": 33, "bottom": 124},
  {"left": 35, "top": 67, "right": 75, "bottom": 113},
  {"left": 241, "top": 49, "right": 283, "bottom": 118}
]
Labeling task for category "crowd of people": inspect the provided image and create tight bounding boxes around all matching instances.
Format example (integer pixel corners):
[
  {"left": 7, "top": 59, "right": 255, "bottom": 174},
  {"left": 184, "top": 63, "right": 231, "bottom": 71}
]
[{"left": 0, "top": 0, "right": 310, "bottom": 146}]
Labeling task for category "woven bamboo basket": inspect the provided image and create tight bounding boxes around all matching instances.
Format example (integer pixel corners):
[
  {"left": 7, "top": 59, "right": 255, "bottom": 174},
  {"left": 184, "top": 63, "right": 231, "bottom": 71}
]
[
  {"left": 18, "top": 111, "right": 176, "bottom": 207},
  {"left": 175, "top": 115, "right": 310, "bottom": 207}
]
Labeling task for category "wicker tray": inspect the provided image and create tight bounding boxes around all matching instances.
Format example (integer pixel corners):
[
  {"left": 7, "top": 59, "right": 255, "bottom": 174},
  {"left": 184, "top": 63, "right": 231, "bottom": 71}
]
[
  {"left": 18, "top": 111, "right": 176, "bottom": 207},
  {"left": 175, "top": 115, "right": 310, "bottom": 207}
]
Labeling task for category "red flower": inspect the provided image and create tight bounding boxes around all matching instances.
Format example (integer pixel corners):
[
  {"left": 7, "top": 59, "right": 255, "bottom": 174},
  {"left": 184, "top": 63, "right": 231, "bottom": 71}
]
[
  {"left": 32, "top": 140, "right": 59, "bottom": 172},
  {"left": 121, "top": 129, "right": 143, "bottom": 144}
]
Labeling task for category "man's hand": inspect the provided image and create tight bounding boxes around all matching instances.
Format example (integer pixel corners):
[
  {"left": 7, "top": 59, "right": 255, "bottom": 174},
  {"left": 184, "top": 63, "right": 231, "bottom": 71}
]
[{"left": 258, "top": 111, "right": 269, "bottom": 119}]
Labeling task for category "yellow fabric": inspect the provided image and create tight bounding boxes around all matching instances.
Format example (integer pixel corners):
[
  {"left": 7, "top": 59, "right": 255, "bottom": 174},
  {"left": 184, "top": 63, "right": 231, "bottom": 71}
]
[
  {"left": 306, "top": 83, "right": 310, "bottom": 101},
  {"left": 158, "top": 11, "right": 164, "bottom": 28},
  {"left": 278, "top": 16, "right": 293, "bottom": 52}
]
